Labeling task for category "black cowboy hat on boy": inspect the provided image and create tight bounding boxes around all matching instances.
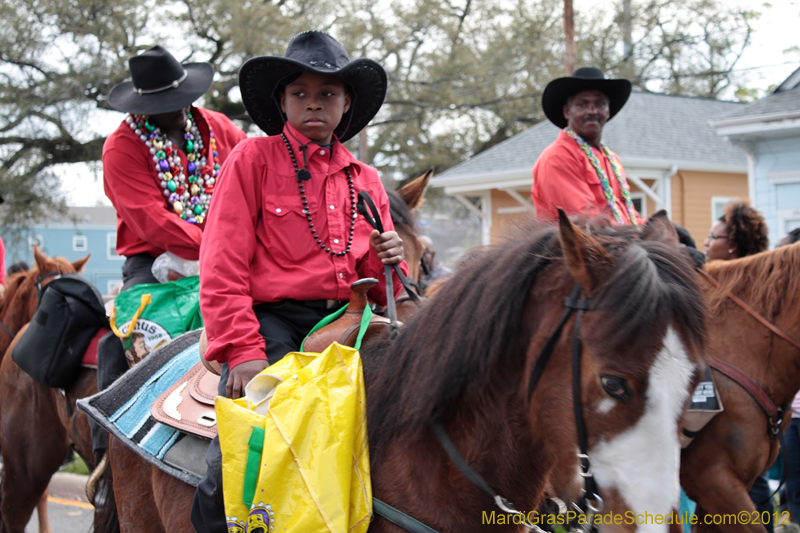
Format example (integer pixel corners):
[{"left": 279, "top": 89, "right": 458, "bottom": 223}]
[
  {"left": 239, "top": 31, "right": 387, "bottom": 143},
  {"left": 542, "top": 67, "right": 632, "bottom": 129},
  {"left": 107, "top": 46, "right": 214, "bottom": 116}
]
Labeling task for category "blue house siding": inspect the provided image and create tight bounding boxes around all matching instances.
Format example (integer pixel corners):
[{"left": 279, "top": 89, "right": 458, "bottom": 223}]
[
  {"left": 712, "top": 68, "right": 800, "bottom": 248},
  {"left": 1, "top": 208, "right": 124, "bottom": 294},
  {"left": 752, "top": 138, "right": 800, "bottom": 247}
]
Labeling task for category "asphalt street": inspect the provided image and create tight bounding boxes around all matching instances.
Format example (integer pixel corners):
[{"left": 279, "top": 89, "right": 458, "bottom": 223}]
[
  {"left": 26, "top": 473, "right": 93, "bottom": 533},
  {"left": 27, "top": 497, "right": 93, "bottom": 533}
]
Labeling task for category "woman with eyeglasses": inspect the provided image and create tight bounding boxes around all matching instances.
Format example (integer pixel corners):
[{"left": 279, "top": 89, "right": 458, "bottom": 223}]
[{"left": 703, "top": 200, "right": 768, "bottom": 262}]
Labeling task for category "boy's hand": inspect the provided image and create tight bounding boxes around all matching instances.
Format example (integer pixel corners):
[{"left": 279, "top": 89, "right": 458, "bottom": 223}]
[
  {"left": 370, "top": 230, "right": 404, "bottom": 264},
  {"left": 227, "top": 359, "right": 270, "bottom": 399}
]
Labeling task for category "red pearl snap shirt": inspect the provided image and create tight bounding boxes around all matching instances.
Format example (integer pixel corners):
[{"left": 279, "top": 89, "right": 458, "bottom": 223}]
[{"left": 200, "top": 123, "right": 408, "bottom": 369}]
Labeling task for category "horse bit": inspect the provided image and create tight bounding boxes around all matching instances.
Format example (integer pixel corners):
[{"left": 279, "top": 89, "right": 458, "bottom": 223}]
[{"left": 375, "top": 283, "right": 603, "bottom": 533}]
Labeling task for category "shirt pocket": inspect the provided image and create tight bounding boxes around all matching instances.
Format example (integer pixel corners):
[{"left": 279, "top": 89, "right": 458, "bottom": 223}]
[{"left": 262, "top": 195, "right": 319, "bottom": 263}]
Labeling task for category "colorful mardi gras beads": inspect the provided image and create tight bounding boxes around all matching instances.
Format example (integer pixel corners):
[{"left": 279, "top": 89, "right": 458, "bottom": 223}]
[
  {"left": 126, "top": 111, "right": 220, "bottom": 224},
  {"left": 564, "top": 127, "right": 638, "bottom": 226}
]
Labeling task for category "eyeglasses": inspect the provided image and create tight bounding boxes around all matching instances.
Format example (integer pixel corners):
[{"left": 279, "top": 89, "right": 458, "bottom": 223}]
[{"left": 706, "top": 234, "right": 727, "bottom": 240}]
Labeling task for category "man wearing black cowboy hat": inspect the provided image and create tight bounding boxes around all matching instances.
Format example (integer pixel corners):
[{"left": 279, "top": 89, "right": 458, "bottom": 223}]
[
  {"left": 531, "top": 67, "right": 643, "bottom": 226},
  {"left": 193, "top": 31, "right": 407, "bottom": 533},
  {"left": 103, "top": 45, "right": 246, "bottom": 290},
  {"left": 96, "top": 46, "right": 246, "bottom": 465}
]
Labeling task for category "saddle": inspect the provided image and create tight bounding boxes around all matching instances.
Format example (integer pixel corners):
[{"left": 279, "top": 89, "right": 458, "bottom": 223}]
[{"left": 153, "top": 279, "right": 395, "bottom": 439}]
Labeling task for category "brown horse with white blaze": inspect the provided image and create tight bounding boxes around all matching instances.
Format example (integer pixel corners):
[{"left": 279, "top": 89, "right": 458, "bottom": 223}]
[
  {"left": 362, "top": 212, "right": 705, "bottom": 532},
  {"left": 681, "top": 242, "right": 800, "bottom": 532}
]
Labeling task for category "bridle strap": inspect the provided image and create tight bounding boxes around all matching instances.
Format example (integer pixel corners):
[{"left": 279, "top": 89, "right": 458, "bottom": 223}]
[
  {"left": 699, "top": 269, "right": 800, "bottom": 352},
  {"left": 430, "top": 421, "right": 544, "bottom": 531},
  {"left": 0, "top": 319, "right": 15, "bottom": 339},
  {"left": 570, "top": 304, "right": 601, "bottom": 507},
  {"left": 35, "top": 271, "right": 62, "bottom": 299},
  {"left": 527, "top": 284, "right": 582, "bottom": 401},
  {"left": 1, "top": 269, "right": 63, "bottom": 339},
  {"left": 373, "top": 498, "right": 439, "bottom": 533},
  {"left": 428, "top": 282, "right": 601, "bottom": 532},
  {"left": 708, "top": 357, "right": 781, "bottom": 422}
]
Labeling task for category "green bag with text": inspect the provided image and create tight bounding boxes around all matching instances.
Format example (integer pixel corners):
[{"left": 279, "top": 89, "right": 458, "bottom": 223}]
[{"left": 110, "top": 276, "right": 203, "bottom": 366}]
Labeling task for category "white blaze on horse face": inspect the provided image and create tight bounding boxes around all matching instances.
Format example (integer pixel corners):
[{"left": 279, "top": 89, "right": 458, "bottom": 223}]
[
  {"left": 596, "top": 398, "right": 616, "bottom": 414},
  {"left": 588, "top": 327, "right": 695, "bottom": 532}
]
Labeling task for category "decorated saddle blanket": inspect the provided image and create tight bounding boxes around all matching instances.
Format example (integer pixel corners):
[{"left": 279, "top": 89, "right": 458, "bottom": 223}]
[
  {"left": 77, "top": 329, "right": 210, "bottom": 486},
  {"left": 81, "top": 327, "right": 111, "bottom": 367}
]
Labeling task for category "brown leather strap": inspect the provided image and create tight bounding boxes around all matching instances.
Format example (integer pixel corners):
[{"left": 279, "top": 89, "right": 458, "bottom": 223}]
[
  {"left": 699, "top": 270, "right": 800, "bottom": 352},
  {"left": 708, "top": 356, "right": 779, "bottom": 420}
]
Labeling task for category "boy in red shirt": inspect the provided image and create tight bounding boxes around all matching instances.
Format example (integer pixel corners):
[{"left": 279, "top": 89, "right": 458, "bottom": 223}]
[{"left": 193, "top": 31, "right": 407, "bottom": 532}]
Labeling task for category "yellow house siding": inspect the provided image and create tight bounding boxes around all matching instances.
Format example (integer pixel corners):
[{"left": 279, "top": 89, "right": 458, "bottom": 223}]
[
  {"left": 670, "top": 171, "right": 748, "bottom": 250},
  {"left": 490, "top": 189, "right": 532, "bottom": 241}
]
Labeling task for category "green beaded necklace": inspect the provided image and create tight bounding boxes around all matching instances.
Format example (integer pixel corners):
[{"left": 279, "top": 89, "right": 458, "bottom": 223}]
[{"left": 564, "top": 127, "right": 638, "bottom": 226}]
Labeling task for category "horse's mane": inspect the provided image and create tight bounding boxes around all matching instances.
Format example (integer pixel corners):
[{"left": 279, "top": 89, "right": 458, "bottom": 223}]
[
  {"left": 363, "top": 218, "right": 705, "bottom": 458},
  {"left": 704, "top": 241, "right": 800, "bottom": 318},
  {"left": 386, "top": 188, "right": 416, "bottom": 235}
]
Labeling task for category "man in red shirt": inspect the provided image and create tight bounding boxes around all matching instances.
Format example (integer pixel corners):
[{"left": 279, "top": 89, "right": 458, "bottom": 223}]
[
  {"left": 96, "top": 46, "right": 245, "bottom": 462},
  {"left": 193, "top": 31, "right": 407, "bottom": 533},
  {"left": 103, "top": 46, "right": 246, "bottom": 288},
  {"left": 532, "top": 67, "right": 643, "bottom": 225}
]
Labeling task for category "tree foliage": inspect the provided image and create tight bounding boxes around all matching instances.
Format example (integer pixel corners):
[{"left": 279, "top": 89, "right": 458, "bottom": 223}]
[{"left": 0, "top": 0, "right": 758, "bottom": 227}]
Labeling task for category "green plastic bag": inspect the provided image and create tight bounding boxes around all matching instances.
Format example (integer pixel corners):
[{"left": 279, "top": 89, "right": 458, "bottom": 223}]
[{"left": 110, "top": 276, "right": 203, "bottom": 365}]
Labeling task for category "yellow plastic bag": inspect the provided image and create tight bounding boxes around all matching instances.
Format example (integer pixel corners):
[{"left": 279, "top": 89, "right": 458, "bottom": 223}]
[{"left": 217, "top": 342, "right": 372, "bottom": 533}]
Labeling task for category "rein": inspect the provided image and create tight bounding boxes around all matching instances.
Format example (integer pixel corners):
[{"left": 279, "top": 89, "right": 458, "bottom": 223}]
[
  {"left": 356, "top": 191, "right": 420, "bottom": 333},
  {"left": 699, "top": 269, "right": 800, "bottom": 351}
]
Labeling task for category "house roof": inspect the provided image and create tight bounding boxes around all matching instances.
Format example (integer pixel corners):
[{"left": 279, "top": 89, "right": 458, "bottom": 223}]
[
  {"left": 711, "top": 66, "right": 800, "bottom": 137},
  {"left": 434, "top": 91, "right": 747, "bottom": 190},
  {"left": 720, "top": 85, "right": 800, "bottom": 121}
]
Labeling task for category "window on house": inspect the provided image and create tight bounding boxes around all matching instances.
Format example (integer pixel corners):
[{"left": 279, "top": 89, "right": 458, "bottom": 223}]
[
  {"left": 107, "top": 233, "right": 123, "bottom": 260},
  {"left": 711, "top": 197, "right": 732, "bottom": 223},
  {"left": 73, "top": 235, "right": 87, "bottom": 252},
  {"left": 630, "top": 193, "right": 646, "bottom": 218},
  {"left": 107, "top": 279, "right": 123, "bottom": 295},
  {"left": 28, "top": 235, "right": 43, "bottom": 250}
]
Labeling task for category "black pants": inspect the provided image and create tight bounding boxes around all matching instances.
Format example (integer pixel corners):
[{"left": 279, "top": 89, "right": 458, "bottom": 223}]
[
  {"left": 92, "top": 254, "right": 159, "bottom": 463},
  {"left": 191, "top": 300, "right": 343, "bottom": 533}
]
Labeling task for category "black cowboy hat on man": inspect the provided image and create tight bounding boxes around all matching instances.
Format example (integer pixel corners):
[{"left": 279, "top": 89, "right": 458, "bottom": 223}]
[
  {"left": 238, "top": 31, "right": 387, "bottom": 143},
  {"left": 107, "top": 46, "right": 214, "bottom": 116},
  {"left": 542, "top": 67, "right": 631, "bottom": 129}
]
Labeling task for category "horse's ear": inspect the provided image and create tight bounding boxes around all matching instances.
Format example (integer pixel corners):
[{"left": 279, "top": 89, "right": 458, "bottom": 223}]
[
  {"left": 33, "top": 245, "right": 49, "bottom": 272},
  {"left": 396, "top": 168, "right": 433, "bottom": 211},
  {"left": 641, "top": 210, "right": 679, "bottom": 245},
  {"left": 557, "top": 209, "right": 612, "bottom": 291},
  {"left": 72, "top": 254, "right": 90, "bottom": 273}
]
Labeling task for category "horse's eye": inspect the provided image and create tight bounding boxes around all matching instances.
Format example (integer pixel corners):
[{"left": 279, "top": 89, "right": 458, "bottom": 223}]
[{"left": 600, "top": 375, "right": 631, "bottom": 402}]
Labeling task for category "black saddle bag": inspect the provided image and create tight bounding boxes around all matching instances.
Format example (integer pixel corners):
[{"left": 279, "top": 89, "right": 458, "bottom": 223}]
[{"left": 12, "top": 274, "right": 109, "bottom": 388}]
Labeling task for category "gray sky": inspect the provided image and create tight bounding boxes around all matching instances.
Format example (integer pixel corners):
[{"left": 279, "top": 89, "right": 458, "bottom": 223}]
[{"left": 60, "top": 0, "right": 800, "bottom": 207}]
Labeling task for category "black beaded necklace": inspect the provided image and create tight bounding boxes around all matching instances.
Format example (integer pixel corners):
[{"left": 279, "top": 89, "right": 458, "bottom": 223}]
[{"left": 281, "top": 133, "right": 356, "bottom": 256}]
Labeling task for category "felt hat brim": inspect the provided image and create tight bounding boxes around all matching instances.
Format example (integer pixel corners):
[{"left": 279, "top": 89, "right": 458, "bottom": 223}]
[
  {"left": 107, "top": 63, "right": 214, "bottom": 116},
  {"left": 542, "top": 77, "right": 631, "bottom": 129},
  {"left": 239, "top": 56, "right": 387, "bottom": 143}
]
